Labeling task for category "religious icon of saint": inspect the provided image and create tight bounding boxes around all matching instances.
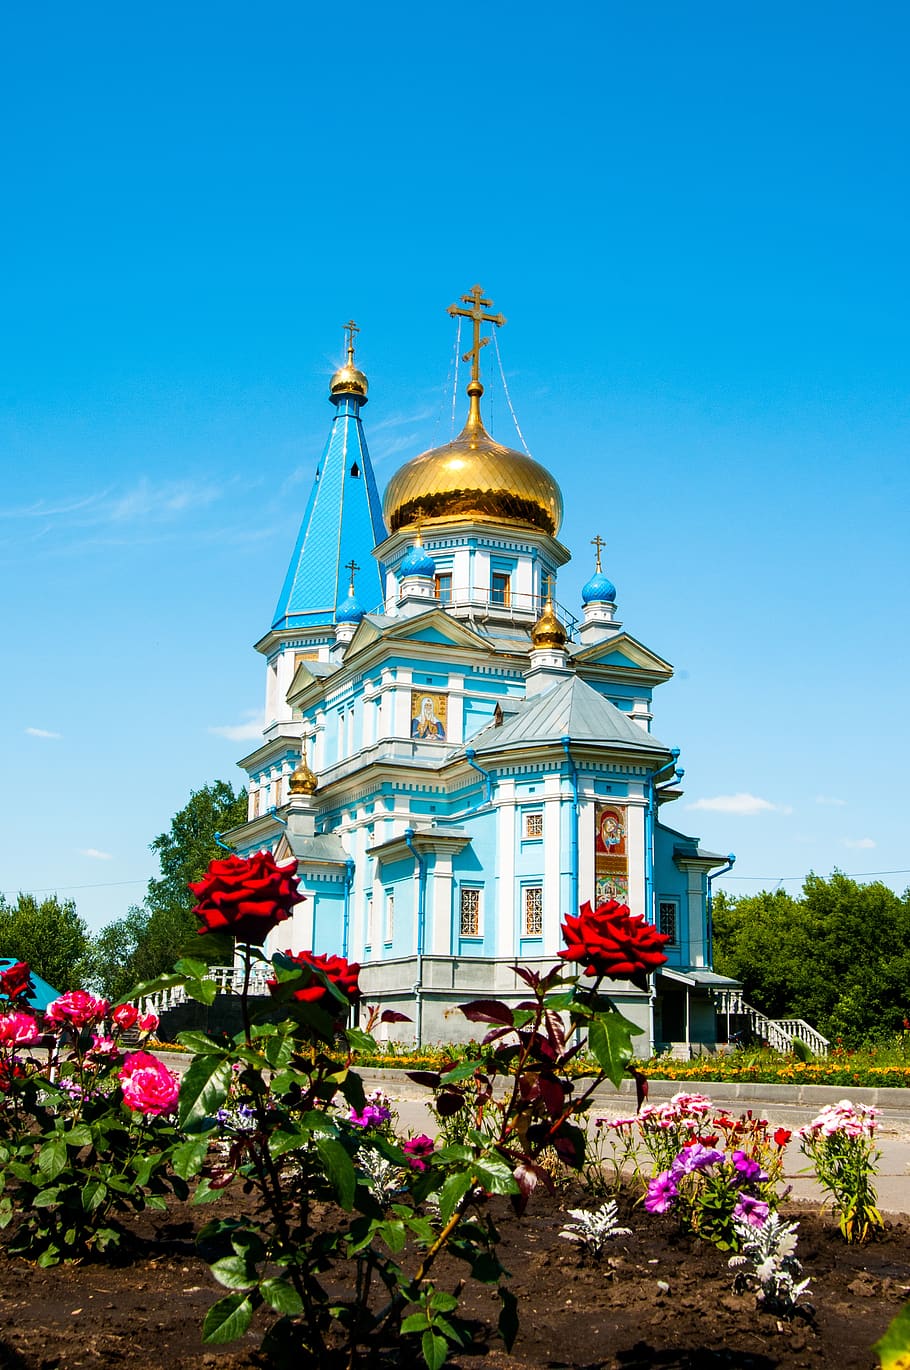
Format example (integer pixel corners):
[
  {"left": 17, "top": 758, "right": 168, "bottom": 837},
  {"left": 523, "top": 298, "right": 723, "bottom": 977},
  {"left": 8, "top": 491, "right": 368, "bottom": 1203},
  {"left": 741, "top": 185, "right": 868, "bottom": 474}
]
[{"left": 411, "top": 695, "right": 445, "bottom": 740}]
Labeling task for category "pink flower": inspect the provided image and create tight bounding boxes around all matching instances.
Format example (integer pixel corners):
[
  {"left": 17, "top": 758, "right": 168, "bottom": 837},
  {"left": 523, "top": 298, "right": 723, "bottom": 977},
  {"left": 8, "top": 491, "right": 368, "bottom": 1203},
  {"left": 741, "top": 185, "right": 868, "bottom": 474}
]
[
  {"left": 46, "top": 991, "right": 109, "bottom": 1029},
  {"left": 137, "top": 1010, "right": 159, "bottom": 1033},
  {"left": 733, "top": 1194, "right": 769, "bottom": 1227},
  {"left": 89, "top": 1034, "right": 120, "bottom": 1058},
  {"left": 0, "top": 1012, "right": 41, "bottom": 1046},
  {"left": 401, "top": 1134, "right": 435, "bottom": 1171},
  {"left": 118, "top": 1051, "right": 179, "bottom": 1116},
  {"left": 644, "top": 1170, "right": 678, "bottom": 1213}
]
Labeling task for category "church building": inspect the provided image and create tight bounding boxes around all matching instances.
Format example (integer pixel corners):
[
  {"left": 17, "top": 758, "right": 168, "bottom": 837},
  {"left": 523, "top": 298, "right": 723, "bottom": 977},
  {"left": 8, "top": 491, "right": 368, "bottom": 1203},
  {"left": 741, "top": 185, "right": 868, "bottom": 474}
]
[{"left": 225, "top": 289, "right": 739, "bottom": 1052}]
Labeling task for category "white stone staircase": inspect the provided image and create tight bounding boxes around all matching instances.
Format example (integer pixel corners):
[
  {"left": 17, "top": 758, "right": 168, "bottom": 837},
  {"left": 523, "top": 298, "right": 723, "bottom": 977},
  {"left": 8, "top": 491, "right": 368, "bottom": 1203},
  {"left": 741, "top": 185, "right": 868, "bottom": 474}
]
[{"left": 714, "top": 990, "right": 829, "bottom": 1057}]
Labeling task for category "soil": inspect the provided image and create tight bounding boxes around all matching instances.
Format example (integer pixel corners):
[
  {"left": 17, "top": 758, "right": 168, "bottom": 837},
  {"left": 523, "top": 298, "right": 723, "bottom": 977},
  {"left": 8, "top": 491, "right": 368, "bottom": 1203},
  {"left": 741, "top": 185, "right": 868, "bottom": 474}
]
[{"left": 0, "top": 1188, "right": 906, "bottom": 1370}]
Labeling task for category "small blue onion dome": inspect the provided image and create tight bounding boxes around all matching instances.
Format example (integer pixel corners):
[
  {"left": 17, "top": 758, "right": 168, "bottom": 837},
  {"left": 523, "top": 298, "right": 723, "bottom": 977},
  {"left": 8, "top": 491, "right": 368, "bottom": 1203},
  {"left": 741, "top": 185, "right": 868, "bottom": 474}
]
[
  {"left": 581, "top": 570, "right": 616, "bottom": 604},
  {"left": 335, "top": 589, "right": 365, "bottom": 624},
  {"left": 399, "top": 541, "right": 436, "bottom": 578}
]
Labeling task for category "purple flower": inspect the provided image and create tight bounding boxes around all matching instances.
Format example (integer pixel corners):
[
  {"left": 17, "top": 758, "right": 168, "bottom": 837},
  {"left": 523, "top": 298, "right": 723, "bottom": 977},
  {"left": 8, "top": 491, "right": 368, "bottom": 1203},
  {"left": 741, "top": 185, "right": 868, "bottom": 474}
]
[
  {"left": 401, "top": 1134, "right": 435, "bottom": 1171},
  {"left": 730, "top": 1149, "right": 767, "bottom": 1184},
  {"left": 733, "top": 1194, "right": 769, "bottom": 1227},
  {"left": 349, "top": 1103, "right": 392, "bottom": 1129},
  {"left": 644, "top": 1170, "right": 678, "bottom": 1213},
  {"left": 671, "top": 1143, "right": 725, "bottom": 1176}
]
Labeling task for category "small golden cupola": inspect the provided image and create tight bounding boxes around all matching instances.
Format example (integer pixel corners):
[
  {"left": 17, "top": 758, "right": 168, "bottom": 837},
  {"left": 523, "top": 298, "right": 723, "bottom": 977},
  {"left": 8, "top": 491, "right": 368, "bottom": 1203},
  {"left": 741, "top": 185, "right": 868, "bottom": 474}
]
[
  {"left": 530, "top": 581, "right": 568, "bottom": 650},
  {"left": 288, "top": 737, "right": 318, "bottom": 796},
  {"left": 382, "top": 286, "right": 562, "bottom": 535},
  {"left": 329, "top": 319, "right": 369, "bottom": 403}
]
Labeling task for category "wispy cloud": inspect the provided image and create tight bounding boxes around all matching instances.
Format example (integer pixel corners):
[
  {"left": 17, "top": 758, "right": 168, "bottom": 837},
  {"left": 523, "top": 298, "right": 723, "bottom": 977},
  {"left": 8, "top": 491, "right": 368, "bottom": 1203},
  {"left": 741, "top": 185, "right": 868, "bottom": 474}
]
[
  {"left": 80, "top": 848, "right": 113, "bottom": 861},
  {"left": 209, "top": 711, "right": 264, "bottom": 742},
  {"left": 843, "top": 837, "right": 876, "bottom": 850},
  {"left": 687, "top": 793, "right": 793, "bottom": 816},
  {"left": 816, "top": 795, "right": 847, "bottom": 807},
  {"left": 25, "top": 726, "right": 62, "bottom": 739}
]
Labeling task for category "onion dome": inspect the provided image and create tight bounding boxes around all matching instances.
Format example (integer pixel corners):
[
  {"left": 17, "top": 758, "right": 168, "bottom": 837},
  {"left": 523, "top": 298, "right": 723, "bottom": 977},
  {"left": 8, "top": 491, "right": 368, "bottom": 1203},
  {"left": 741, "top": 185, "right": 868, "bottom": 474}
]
[
  {"left": 335, "top": 584, "right": 365, "bottom": 624},
  {"left": 399, "top": 533, "right": 436, "bottom": 578},
  {"left": 582, "top": 570, "right": 616, "bottom": 605},
  {"left": 329, "top": 320, "right": 368, "bottom": 404},
  {"left": 289, "top": 739, "right": 318, "bottom": 796},
  {"left": 530, "top": 593, "right": 568, "bottom": 650},
  {"left": 383, "top": 380, "right": 562, "bottom": 536}
]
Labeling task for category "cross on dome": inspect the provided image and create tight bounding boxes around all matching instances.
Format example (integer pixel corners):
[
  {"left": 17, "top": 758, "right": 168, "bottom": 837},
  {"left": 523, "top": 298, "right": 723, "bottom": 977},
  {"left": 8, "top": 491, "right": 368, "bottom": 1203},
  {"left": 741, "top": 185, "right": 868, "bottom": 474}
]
[
  {"left": 591, "top": 534, "right": 606, "bottom": 573},
  {"left": 447, "top": 284, "right": 506, "bottom": 387},
  {"left": 342, "top": 319, "right": 360, "bottom": 366}
]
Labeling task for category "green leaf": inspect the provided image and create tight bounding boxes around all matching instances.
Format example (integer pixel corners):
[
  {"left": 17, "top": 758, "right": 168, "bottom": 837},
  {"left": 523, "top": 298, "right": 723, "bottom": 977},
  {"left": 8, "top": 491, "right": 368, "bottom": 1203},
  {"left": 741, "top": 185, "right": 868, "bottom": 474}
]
[
  {"left": 32, "top": 1187, "right": 61, "bottom": 1208},
  {"left": 65, "top": 1124, "right": 93, "bottom": 1147},
  {"left": 260, "top": 1276, "right": 304, "bottom": 1315},
  {"left": 345, "top": 1026, "right": 378, "bottom": 1055},
  {"left": 202, "top": 1293, "right": 255, "bottom": 1344},
  {"left": 178, "top": 1055, "right": 233, "bottom": 1129},
  {"left": 438, "top": 1171, "right": 474, "bottom": 1225},
  {"left": 440, "top": 1060, "right": 484, "bottom": 1083},
  {"left": 171, "top": 1137, "right": 209, "bottom": 1180},
  {"left": 429, "top": 1291, "right": 459, "bottom": 1313},
  {"left": 421, "top": 1329, "right": 448, "bottom": 1370},
  {"left": 268, "top": 1127, "right": 311, "bottom": 1159},
  {"left": 874, "top": 1300, "right": 910, "bottom": 1369},
  {"left": 81, "top": 1179, "right": 108, "bottom": 1212},
  {"left": 184, "top": 977, "right": 218, "bottom": 1006},
  {"left": 191, "top": 931, "right": 235, "bottom": 962},
  {"left": 401, "top": 1312, "right": 430, "bottom": 1334},
  {"left": 37, "top": 1136, "right": 67, "bottom": 1182},
  {"left": 587, "top": 1011, "right": 642, "bottom": 1089},
  {"left": 377, "top": 1220, "right": 407, "bottom": 1254},
  {"left": 176, "top": 1030, "right": 227, "bottom": 1056},
  {"left": 498, "top": 1286, "right": 519, "bottom": 1350},
  {"left": 473, "top": 1156, "right": 519, "bottom": 1195},
  {"left": 122, "top": 971, "right": 191, "bottom": 1001},
  {"left": 210, "top": 1255, "right": 258, "bottom": 1291},
  {"left": 315, "top": 1137, "right": 356, "bottom": 1211},
  {"left": 173, "top": 956, "right": 212, "bottom": 979}
]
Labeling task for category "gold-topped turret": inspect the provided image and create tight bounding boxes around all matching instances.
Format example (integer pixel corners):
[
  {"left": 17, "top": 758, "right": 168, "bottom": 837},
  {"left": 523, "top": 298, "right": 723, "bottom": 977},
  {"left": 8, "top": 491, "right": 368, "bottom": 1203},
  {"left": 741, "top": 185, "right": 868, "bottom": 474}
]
[
  {"left": 382, "top": 285, "right": 563, "bottom": 535},
  {"left": 288, "top": 736, "right": 318, "bottom": 796},
  {"left": 329, "top": 319, "right": 369, "bottom": 403},
  {"left": 530, "top": 575, "right": 568, "bottom": 649}
]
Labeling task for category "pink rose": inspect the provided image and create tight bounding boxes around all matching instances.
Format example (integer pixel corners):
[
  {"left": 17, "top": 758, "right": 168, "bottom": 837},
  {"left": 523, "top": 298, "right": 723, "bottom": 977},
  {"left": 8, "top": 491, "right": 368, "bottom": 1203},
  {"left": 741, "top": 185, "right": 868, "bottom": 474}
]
[
  {"left": 89, "top": 1034, "right": 120, "bottom": 1058},
  {"left": 136, "top": 1010, "right": 159, "bottom": 1033},
  {"left": 0, "top": 1012, "right": 41, "bottom": 1046},
  {"left": 118, "top": 1051, "right": 179, "bottom": 1116},
  {"left": 46, "top": 991, "right": 109, "bottom": 1029}
]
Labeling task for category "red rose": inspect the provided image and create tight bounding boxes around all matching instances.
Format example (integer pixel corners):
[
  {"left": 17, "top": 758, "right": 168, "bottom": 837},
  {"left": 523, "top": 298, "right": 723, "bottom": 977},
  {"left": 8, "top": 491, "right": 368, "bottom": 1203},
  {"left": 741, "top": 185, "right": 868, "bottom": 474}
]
[
  {"left": 559, "top": 899, "right": 669, "bottom": 990},
  {"left": 773, "top": 1128, "right": 792, "bottom": 1148},
  {"left": 112, "top": 1003, "right": 139, "bottom": 1031},
  {"left": 189, "top": 851, "right": 302, "bottom": 944},
  {"left": 269, "top": 950, "right": 360, "bottom": 1014},
  {"left": 0, "top": 962, "right": 33, "bottom": 1001}
]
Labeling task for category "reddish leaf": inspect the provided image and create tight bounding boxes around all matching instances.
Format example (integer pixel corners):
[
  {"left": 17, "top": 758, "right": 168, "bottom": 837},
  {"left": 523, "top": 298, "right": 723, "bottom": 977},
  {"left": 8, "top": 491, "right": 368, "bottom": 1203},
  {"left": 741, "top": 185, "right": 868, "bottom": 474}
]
[
  {"left": 537, "top": 1073, "right": 567, "bottom": 1119},
  {"left": 435, "top": 1089, "right": 466, "bottom": 1117},
  {"left": 406, "top": 1071, "right": 441, "bottom": 1089},
  {"left": 543, "top": 1009, "right": 567, "bottom": 1055},
  {"left": 628, "top": 1065, "right": 649, "bottom": 1111},
  {"left": 510, "top": 1159, "right": 553, "bottom": 1214},
  {"left": 482, "top": 1025, "right": 517, "bottom": 1046},
  {"left": 380, "top": 1010, "right": 412, "bottom": 1024},
  {"left": 461, "top": 999, "right": 515, "bottom": 1026},
  {"left": 509, "top": 965, "right": 540, "bottom": 988}
]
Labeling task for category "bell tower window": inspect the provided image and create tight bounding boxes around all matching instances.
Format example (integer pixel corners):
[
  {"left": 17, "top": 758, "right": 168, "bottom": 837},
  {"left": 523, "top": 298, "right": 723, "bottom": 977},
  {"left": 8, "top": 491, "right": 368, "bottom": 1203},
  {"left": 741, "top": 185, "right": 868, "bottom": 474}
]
[{"left": 491, "top": 572, "right": 511, "bottom": 607}]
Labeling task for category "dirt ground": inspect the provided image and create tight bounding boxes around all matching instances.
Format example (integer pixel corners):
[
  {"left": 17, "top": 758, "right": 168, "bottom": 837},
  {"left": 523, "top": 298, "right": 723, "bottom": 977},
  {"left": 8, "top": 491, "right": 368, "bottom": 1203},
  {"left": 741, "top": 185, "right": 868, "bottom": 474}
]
[{"left": 0, "top": 1187, "right": 906, "bottom": 1370}]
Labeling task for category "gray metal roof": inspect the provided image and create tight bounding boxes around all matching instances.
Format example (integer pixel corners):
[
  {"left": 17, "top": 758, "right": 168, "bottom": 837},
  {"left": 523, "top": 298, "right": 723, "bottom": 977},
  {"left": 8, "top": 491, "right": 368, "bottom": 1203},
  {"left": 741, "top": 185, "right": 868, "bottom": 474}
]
[
  {"left": 467, "top": 675, "right": 669, "bottom": 756},
  {"left": 285, "top": 833, "right": 350, "bottom": 864}
]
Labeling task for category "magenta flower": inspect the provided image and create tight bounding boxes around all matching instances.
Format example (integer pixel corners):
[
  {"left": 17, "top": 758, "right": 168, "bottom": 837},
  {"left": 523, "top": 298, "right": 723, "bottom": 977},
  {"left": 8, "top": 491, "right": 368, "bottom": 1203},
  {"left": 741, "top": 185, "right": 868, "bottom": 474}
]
[
  {"left": 733, "top": 1194, "right": 769, "bottom": 1227},
  {"left": 46, "top": 991, "right": 109, "bottom": 1029},
  {"left": 349, "top": 1103, "right": 392, "bottom": 1129},
  {"left": 118, "top": 1051, "right": 179, "bottom": 1116},
  {"left": 401, "top": 1134, "right": 435, "bottom": 1171},
  {"left": 644, "top": 1169, "right": 678, "bottom": 1213},
  {"left": 671, "top": 1143, "right": 725, "bottom": 1176},
  {"left": 731, "top": 1149, "right": 767, "bottom": 1183},
  {"left": 0, "top": 1012, "right": 41, "bottom": 1046}
]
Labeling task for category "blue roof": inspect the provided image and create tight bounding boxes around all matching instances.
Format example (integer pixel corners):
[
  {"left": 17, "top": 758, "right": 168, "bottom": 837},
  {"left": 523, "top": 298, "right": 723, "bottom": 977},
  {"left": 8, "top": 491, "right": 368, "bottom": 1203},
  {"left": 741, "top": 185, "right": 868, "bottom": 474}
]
[
  {"left": 582, "top": 570, "right": 616, "bottom": 604},
  {"left": 400, "top": 542, "right": 435, "bottom": 578},
  {"left": 0, "top": 959, "right": 62, "bottom": 1012},
  {"left": 272, "top": 391, "right": 387, "bottom": 631}
]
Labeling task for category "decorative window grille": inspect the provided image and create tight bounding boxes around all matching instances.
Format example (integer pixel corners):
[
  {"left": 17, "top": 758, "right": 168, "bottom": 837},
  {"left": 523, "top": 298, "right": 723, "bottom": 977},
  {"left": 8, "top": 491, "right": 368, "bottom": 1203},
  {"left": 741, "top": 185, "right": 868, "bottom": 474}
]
[
  {"left": 384, "top": 892, "right": 394, "bottom": 943},
  {"left": 524, "top": 886, "right": 543, "bottom": 936},
  {"left": 524, "top": 811, "right": 543, "bottom": 840},
  {"left": 460, "top": 887, "right": 481, "bottom": 937},
  {"left": 435, "top": 573, "right": 452, "bottom": 603},
  {"left": 659, "top": 900, "right": 678, "bottom": 944},
  {"left": 491, "top": 572, "right": 511, "bottom": 607}
]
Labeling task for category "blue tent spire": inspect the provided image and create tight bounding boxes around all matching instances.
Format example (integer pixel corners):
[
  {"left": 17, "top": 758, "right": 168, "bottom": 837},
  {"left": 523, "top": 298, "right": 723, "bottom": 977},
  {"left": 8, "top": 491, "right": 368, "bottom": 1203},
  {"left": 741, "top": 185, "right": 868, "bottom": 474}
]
[{"left": 272, "top": 324, "right": 387, "bottom": 631}]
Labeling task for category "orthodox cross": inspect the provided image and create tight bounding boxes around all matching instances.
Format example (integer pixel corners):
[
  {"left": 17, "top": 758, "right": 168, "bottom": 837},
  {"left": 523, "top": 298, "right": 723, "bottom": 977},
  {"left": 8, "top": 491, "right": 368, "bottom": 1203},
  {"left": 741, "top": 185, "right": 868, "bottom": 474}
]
[
  {"left": 413, "top": 505, "right": 425, "bottom": 543},
  {"left": 345, "top": 558, "right": 360, "bottom": 593},
  {"left": 342, "top": 319, "right": 360, "bottom": 365},
  {"left": 447, "top": 285, "right": 506, "bottom": 385},
  {"left": 542, "top": 571, "right": 556, "bottom": 603},
  {"left": 591, "top": 534, "right": 606, "bottom": 573}
]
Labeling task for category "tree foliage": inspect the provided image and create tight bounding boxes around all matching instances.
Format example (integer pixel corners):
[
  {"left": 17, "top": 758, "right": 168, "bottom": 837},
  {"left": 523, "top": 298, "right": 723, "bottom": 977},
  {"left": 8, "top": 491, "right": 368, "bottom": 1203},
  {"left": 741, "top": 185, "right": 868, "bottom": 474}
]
[
  {"left": 91, "top": 781, "right": 248, "bottom": 1000},
  {"left": 0, "top": 894, "right": 92, "bottom": 992},
  {"left": 712, "top": 872, "right": 910, "bottom": 1045}
]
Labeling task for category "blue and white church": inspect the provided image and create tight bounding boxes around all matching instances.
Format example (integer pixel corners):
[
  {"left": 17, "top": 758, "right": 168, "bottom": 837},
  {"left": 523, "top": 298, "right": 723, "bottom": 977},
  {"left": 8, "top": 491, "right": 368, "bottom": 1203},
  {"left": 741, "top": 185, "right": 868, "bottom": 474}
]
[{"left": 226, "top": 292, "right": 739, "bottom": 1052}]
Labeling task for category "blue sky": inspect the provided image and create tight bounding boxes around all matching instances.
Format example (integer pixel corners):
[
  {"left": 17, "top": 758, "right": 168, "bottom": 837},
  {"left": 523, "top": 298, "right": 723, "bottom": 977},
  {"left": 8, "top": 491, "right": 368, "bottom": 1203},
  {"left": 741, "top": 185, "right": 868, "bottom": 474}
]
[{"left": 2, "top": 2, "right": 908, "bottom": 931}]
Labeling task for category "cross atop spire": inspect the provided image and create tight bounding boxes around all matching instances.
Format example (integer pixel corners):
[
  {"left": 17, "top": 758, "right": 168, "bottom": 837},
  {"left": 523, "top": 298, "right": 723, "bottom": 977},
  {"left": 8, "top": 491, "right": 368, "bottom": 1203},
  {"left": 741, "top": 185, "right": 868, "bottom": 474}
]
[
  {"left": 345, "top": 558, "right": 360, "bottom": 593},
  {"left": 342, "top": 319, "right": 360, "bottom": 366},
  {"left": 447, "top": 284, "right": 505, "bottom": 387},
  {"left": 591, "top": 534, "right": 606, "bottom": 573}
]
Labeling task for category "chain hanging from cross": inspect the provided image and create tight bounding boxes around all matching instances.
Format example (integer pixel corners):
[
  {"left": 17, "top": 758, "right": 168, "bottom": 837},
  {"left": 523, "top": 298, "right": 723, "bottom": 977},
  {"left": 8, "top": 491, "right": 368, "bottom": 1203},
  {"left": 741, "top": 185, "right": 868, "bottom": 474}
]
[
  {"left": 447, "top": 285, "right": 505, "bottom": 386},
  {"left": 591, "top": 534, "right": 606, "bottom": 573},
  {"left": 342, "top": 320, "right": 359, "bottom": 366}
]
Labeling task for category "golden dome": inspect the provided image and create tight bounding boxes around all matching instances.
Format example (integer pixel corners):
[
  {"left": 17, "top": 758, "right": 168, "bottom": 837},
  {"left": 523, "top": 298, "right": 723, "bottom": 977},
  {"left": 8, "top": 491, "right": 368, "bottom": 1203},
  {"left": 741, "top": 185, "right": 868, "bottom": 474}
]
[
  {"left": 288, "top": 739, "right": 318, "bottom": 796},
  {"left": 329, "top": 362, "right": 368, "bottom": 402},
  {"left": 530, "top": 595, "right": 568, "bottom": 649},
  {"left": 382, "top": 381, "right": 563, "bottom": 535}
]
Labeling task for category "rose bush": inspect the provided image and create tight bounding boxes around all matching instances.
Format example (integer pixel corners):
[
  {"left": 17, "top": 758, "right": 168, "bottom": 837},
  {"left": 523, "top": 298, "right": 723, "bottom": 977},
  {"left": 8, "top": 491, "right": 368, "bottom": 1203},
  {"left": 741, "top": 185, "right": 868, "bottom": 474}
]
[
  {"left": 189, "top": 849, "right": 300, "bottom": 943},
  {"left": 559, "top": 898, "right": 670, "bottom": 990},
  {"left": 119, "top": 1050, "right": 179, "bottom": 1116},
  {"left": 268, "top": 949, "right": 360, "bottom": 1012}
]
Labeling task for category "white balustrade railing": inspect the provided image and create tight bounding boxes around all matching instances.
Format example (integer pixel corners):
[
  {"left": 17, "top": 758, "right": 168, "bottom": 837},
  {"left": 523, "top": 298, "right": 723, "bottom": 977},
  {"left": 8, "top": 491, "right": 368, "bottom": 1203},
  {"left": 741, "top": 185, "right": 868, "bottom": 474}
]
[
  {"left": 713, "top": 992, "right": 829, "bottom": 1056},
  {"left": 141, "top": 965, "right": 273, "bottom": 1015}
]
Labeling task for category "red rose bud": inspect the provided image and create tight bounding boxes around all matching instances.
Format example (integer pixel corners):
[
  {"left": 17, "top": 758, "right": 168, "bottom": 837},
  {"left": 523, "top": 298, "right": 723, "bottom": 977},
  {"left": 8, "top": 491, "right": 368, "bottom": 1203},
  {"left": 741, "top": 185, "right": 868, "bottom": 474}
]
[
  {"left": 112, "top": 1003, "right": 139, "bottom": 1031},
  {"left": 0, "top": 962, "right": 34, "bottom": 1001},
  {"left": 774, "top": 1128, "right": 792, "bottom": 1147},
  {"left": 269, "top": 949, "right": 360, "bottom": 1014},
  {"left": 189, "top": 851, "right": 302, "bottom": 945},
  {"left": 559, "top": 899, "right": 670, "bottom": 989}
]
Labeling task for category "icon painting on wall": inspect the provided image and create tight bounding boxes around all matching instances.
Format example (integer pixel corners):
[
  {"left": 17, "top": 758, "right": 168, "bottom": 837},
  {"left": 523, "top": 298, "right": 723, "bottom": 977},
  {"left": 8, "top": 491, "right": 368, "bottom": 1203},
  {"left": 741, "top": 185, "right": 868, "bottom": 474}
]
[
  {"left": 595, "top": 803, "right": 629, "bottom": 904},
  {"left": 410, "top": 692, "right": 447, "bottom": 740}
]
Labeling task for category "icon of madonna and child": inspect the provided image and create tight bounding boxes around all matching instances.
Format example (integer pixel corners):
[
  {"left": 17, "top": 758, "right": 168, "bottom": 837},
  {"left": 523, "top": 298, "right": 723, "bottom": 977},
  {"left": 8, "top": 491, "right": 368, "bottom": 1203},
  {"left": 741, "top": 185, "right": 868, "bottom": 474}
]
[{"left": 411, "top": 692, "right": 447, "bottom": 740}]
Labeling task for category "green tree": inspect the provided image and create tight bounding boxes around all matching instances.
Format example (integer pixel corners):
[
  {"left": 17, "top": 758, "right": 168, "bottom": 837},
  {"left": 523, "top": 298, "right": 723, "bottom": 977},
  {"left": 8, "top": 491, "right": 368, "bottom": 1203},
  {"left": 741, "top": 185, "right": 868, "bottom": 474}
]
[{"left": 0, "top": 893, "right": 92, "bottom": 992}]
